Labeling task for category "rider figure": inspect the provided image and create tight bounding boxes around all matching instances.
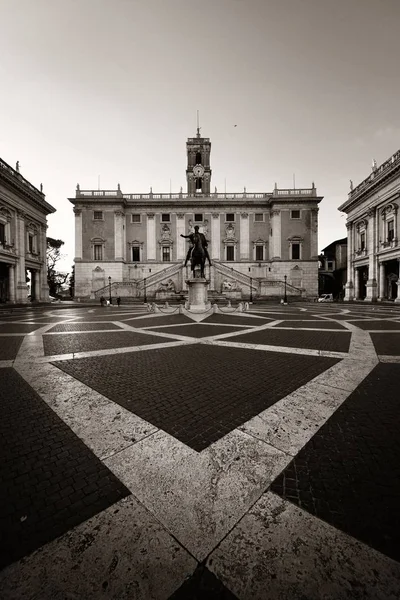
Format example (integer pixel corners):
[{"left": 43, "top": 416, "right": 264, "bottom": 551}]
[{"left": 180, "top": 225, "right": 212, "bottom": 267}]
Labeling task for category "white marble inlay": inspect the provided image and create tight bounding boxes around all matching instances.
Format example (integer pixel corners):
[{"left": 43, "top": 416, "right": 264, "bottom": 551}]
[
  {"left": 0, "top": 496, "right": 196, "bottom": 600},
  {"left": 207, "top": 492, "right": 400, "bottom": 600}
]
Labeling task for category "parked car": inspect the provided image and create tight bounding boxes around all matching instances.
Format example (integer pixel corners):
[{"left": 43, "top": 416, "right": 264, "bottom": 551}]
[{"left": 318, "top": 293, "right": 333, "bottom": 302}]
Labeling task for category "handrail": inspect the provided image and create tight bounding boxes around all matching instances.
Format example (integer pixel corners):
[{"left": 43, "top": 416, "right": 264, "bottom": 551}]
[{"left": 213, "top": 261, "right": 258, "bottom": 289}]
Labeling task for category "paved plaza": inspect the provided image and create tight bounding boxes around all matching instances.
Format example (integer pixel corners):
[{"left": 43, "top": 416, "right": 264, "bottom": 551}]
[{"left": 0, "top": 301, "right": 400, "bottom": 599}]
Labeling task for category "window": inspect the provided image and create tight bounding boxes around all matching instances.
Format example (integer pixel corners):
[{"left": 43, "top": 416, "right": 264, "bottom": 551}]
[
  {"left": 131, "top": 214, "right": 141, "bottom": 223},
  {"left": 327, "top": 261, "right": 334, "bottom": 271},
  {"left": 0, "top": 223, "right": 5, "bottom": 244},
  {"left": 196, "top": 152, "right": 202, "bottom": 164},
  {"left": 132, "top": 246, "right": 140, "bottom": 261},
  {"left": 360, "top": 232, "right": 366, "bottom": 251},
  {"left": 387, "top": 220, "right": 395, "bottom": 242},
  {"left": 194, "top": 213, "right": 203, "bottom": 222},
  {"left": 291, "top": 243, "right": 300, "bottom": 259},
  {"left": 291, "top": 210, "right": 301, "bottom": 219},
  {"left": 255, "top": 245, "right": 264, "bottom": 261},
  {"left": 226, "top": 213, "right": 235, "bottom": 222},
  {"left": 226, "top": 245, "right": 235, "bottom": 261},
  {"left": 94, "top": 244, "right": 103, "bottom": 260},
  {"left": 162, "top": 246, "right": 171, "bottom": 262},
  {"left": 94, "top": 211, "right": 103, "bottom": 220},
  {"left": 28, "top": 234, "right": 34, "bottom": 253},
  {"left": 254, "top": 213, "right": 264, "bottom": 222},
  {"left": 161, "top": 213, "right": 170, "bottom": 222}
]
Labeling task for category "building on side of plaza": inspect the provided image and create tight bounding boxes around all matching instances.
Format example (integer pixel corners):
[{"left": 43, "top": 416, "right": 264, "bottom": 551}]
[
  {"left": 318, "top": 237, "right": 347, "bottom": 299},
  {"left": 69, "top": 129, "right": 322, "bottom": 302},
  {"left": 0, "top": 158, "right": 56, "bottom": 303},
  {"left": 339, "top": 150, "right": 400, "bottom": 302}
]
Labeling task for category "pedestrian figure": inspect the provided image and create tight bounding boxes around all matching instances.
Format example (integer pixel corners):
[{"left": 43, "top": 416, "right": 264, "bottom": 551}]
[
  {"left": 100, "top": 296, "right": 105, "bottom": 306},
  {"left": 117, "top": 296, "right": 121, "bottom": 306}
]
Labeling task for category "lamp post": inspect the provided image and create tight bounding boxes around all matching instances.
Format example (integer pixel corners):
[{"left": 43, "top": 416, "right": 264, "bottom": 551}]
[
  {"left": 143, "top": 277, "right": 147, "bottom": 303},
  {"left": 108, "top": 276, "right": 112, "bottom": 304},
  {"left": 250, "top": 276, "right": 253, "bottom": 303},
  {"left": 284, "top": 275, "right": 287, "bottom": 305}
]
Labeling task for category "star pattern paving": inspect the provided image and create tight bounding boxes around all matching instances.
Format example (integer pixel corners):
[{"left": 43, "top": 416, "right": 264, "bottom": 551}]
[{"left": 1, "top": 301, "right": 400, "bottom": 599}]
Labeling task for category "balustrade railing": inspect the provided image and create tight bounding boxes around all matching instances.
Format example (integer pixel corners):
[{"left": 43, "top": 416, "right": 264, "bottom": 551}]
[{"left": 349, "top": 150, "right": 400, "bottom": 198}]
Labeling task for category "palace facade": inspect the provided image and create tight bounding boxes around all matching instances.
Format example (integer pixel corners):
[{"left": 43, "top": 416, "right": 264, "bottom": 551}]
[
  {"left": 0, "top": 158, "right": 55, "bottom": 303},
  {"left": 339, "top": 149, "right": 400, "bottom": 302},
  {"left": 70, "top": 130, "right": 322, "bottom": 301}
]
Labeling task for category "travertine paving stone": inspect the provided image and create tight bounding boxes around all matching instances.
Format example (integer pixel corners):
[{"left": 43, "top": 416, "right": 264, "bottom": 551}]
[
  {"left": 348, "top": 320, "right": 400, "bottom": 330},
  {"left": 0, "top": 368, "right": 129, "bottom": 570},
  {"left": 54, "top": 345, "right": 338, "bottom": 451},
  {"left": 203, "top": 314, "right": 273, "bottom": 326},
  {"left": 271, "top": 363, "right": 400, "bottom": 561}
]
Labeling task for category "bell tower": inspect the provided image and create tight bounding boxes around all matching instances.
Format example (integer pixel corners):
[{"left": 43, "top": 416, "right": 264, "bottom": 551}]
[{"left": 186, "top": 114, "right": 211, "bottom": 195}]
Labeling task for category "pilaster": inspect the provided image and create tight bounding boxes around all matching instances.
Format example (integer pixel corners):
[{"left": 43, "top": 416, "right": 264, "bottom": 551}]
[
  {"left": 365, "top": 208, "right": 377, "bottom": 301},
  {"left": 240, "top": 213, "right": 249, "bottom": 260},
  {"left": 271, "top": 210, "right": 281, "bottom": 259},
  {"left": 211, "top": 213, "right": 220, "bottom": 260},
  {"left": 146, "top": 213, "right": 156, "bottom": 260},
  {"left": 114, "top": 211, "right": 125, "bottom": 260},
  {"left": 344, "top": 221, "right": 354, "bottom": 301},
  {"left": 176, "top": 213, "right": 185, "bottom": 260},
  {"left": 74, "top": 208, "right": 83, "bottom": 260}
]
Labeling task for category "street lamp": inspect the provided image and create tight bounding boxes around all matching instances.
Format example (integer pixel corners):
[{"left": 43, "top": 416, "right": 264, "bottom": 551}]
[
  {"left": 143, "top": 277, "right": 147, "bottom": 303},
  {"left": 284, "top": 275, "right": 287, "bottom": 305},
  {"left": 108, "top": 276, "right": 112, "bottom": 304},
  {"left": 250, "top": 276, "right": 253, "bottom": 303}
]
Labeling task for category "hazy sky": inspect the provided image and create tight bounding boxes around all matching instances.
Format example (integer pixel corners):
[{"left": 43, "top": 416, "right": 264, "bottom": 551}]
[{"left": 1, "top": 0, "right": 399, "bottom": 273}]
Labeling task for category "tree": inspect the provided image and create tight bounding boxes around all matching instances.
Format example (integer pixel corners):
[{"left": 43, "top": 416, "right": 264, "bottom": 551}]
[
  {"left": 47, "top": 237, "right": 69, "bottom": 297},
  {"left": 69, "top": 265, "right": 75, "bottom": 298}
]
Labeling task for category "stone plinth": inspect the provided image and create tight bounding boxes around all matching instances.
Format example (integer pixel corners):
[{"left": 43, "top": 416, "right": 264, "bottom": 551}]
[{"left": 185, "top": 278, "right": 210, "bottom": 312}]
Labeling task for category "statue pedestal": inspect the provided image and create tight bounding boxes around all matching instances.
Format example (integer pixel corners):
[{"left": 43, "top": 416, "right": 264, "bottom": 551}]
[{"left": 185, "top": 278, "right": 210, "bottom": 312}]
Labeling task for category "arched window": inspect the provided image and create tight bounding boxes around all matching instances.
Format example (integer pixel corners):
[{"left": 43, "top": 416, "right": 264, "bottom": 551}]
[{"left": 196, "top": 152, "right": 202, "bottom": 165}]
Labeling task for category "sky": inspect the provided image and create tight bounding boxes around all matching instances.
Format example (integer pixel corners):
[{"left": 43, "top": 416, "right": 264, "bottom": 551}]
[{"left": 1, "top": 0, "right": 399, "bottom": 274}]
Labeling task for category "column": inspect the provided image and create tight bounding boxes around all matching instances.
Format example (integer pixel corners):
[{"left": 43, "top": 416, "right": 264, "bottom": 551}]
[
  {"left": 240, "top": 213, "right": 249, "bottom": 260},
  {"left": 344, "top": 221, "right": 354, "bottom": 301},
  {"left": 34, "top": 270, "right": 41, "bottom": 301},
  {"left": 74, "top": 208, "right": 82, "bottom": 259},
  {"left": 211, "top": 213, "right": 220, "bottom": 260},
  {"left": 8, "top": 265, "right": 15, "bottom": 303},
  {"left": 396, "top": 259, "right": 400, "bottom": 304},
  {"left": 146, "top": 213, "right": 156, "bottom": 260},
  {"left": 310, "top": 208, "right": 319, "bottom": 259},
  {"left": 40, "top": 223, "right": 49, "bottom": 300},
  {"left": 176, "top": 213, "right": 185, "bottom": 260},
  {"left": 16, "top": 210, "right": 27, "bottom": 302},
  {"left": 354, "top": 267, "right": 360, "bottom": 300},
  {"left": 365, "top": 209, "right": 377, "bottom": 301},
  {"left": 378, "top": 262, "right": 385, "bottom": 301},
  {"left": 114, "top": 211, "right": 125, "bottom": 260},
  {"left": 271, "top": 210, "right": 281, "bottom": 259}
]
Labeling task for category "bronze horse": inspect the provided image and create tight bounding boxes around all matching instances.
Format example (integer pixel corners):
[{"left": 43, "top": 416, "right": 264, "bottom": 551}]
[{"left": 190, "top": 232, "right": 206, "bottom": 278}]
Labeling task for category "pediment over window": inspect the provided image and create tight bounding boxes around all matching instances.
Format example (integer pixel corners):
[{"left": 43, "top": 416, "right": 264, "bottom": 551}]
[
  {"left": 129, "top": 239, "right": 144, "bottom": 247},
  {"left": 287, "top": 235, "right": 304, "bottom": 242},
  {"left": 382, "top": 203, "right": 398, "bottom": 217},
  {"left": 93, "top": 266, "right": 104, "bottom": 272},
  {"left": 91, "top": 237, "right": 106, "bottom": 243},
  {"left": 252, "top": 238, "right": 266, "bottom": 245},
  {"left": 0, "top": 206, "right": 12, "bottom": 221}
]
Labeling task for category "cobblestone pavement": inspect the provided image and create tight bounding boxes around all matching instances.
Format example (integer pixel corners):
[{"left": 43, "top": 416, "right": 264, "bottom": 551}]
[{"left": 0, "top": 302, "right": 400, "bottom": 599}]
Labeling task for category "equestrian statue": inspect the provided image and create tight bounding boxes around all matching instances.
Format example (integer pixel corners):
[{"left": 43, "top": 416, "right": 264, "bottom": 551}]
[{"left": 180, "top": 225, "right": 212, "bottom": 279}]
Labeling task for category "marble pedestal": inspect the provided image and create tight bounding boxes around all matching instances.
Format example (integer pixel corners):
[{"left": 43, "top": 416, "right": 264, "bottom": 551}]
[{"left": 185, "top": 278, "right": 210, "bottom": 312}]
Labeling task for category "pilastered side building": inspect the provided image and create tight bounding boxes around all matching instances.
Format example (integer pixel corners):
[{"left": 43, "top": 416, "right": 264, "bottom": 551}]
[
  {"left": 0, "top": 158, "right": 55, "bottom": 303},
  {"left": 70, "top": 130, "right": 322, "bottom": 302},
  {"left": 339, "top": 149, "right": 400, "bottom": 302}
]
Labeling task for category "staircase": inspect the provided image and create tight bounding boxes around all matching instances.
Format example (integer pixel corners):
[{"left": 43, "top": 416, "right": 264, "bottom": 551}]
[
  {"left": 136, "top": 262, "right": 183, "bottom": 293},
  {"left": 213, "top": 261, "right": 259, "bottom": 293}
]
